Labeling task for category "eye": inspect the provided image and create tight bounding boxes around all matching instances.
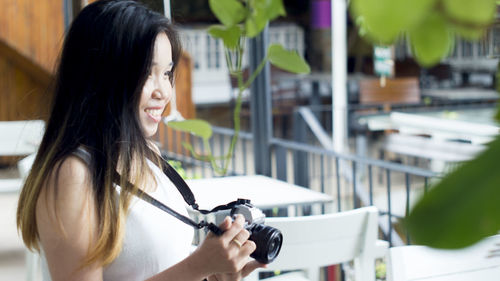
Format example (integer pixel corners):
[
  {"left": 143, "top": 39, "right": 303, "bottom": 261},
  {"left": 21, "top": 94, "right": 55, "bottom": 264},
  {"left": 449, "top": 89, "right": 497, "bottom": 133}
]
[{"left": 164, "top": 70, "right": 173, "bottom": 80}]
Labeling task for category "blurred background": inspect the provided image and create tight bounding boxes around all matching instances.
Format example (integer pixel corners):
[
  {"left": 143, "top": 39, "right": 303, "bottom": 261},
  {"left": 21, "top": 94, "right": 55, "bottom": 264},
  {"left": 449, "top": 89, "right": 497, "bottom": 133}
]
[{"left": 1, "top": 0, "right": 499, "bottom": 280}]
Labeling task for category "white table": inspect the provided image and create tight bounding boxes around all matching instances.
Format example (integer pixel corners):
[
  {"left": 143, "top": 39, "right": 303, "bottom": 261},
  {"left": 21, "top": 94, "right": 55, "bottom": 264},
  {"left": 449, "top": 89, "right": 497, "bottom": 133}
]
[
  {"left": 186, "top": 175, "right": 333, "bottom": 215},
  {"left": 356, "top": 106, "right": 498, "bottom": 172},
  {"left": 357, "top": 107, "right": 499, "bottom": 144},
  {"left": 387, "top": 235, "right": 500, "bottom": 281}
]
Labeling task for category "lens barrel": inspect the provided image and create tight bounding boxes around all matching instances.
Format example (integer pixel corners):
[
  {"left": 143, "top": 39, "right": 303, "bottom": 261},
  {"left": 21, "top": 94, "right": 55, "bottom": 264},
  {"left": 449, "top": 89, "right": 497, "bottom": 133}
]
[{"left": 247, "top": 223, "right": 283, "bottom": 264}]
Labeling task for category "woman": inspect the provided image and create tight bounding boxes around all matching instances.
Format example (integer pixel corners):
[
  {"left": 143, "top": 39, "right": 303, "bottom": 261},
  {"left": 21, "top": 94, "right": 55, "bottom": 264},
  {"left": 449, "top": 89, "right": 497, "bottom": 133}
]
[{"left": 16, "top": 1, "right": 264, "bottom": 280}]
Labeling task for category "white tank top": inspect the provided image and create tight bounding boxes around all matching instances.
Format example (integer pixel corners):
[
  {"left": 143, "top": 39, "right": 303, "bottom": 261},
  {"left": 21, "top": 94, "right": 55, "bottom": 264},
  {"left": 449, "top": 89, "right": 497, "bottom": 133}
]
[{"left": 41, "top": 148, "right": 195, "bottom": 281}]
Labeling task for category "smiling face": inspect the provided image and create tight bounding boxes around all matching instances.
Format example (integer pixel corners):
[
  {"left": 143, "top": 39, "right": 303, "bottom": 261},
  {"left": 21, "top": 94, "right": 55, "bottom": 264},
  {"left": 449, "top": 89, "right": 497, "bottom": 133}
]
[{"left": 138, "top": 33, "right": 173, "bottom": 137}]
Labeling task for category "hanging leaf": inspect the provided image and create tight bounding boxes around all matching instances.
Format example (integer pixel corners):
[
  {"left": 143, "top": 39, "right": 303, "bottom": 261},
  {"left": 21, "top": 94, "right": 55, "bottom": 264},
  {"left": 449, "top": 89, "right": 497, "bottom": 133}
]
[
  {"left": 245, "top": 10, "right": 268, "bottom": 38},
  {"left": 452, "top": 25, "right": 487, "bottom": 41},
  {"left": 442, "top": 0, "right": 497, "bottom": 25},
  {"left": 405, "top": 135, "right": 500, "bottom": 249},
  {"left": 350, "top": 0, "right": 435, "bottom": 44},
  {"left": 209, "top": 0, "right": 246, "bottom": 27},
  {"left": 245, "top": 0, "right": 286, "bottom": 38},
  {"left": 408, "top": 13, "right": 454, "bottom": 67},
  {"left": 208, "top": 25, "right": 242, "bottom": 49},
  {"left": 167, "top": 119, "right": 213, "bottom": 140},
  {"left": 267, "top": 44, "right": 310, "bottom": 74},
  {"left": 254, "top": 0, "right": 286, "bottom": 23}
]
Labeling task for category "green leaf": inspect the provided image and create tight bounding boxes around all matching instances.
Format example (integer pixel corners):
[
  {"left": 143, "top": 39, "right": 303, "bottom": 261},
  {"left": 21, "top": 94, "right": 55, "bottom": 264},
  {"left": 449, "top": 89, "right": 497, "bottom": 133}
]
[
  {"left": 408, "top": 13, "right": 454, "bottom": 67},
  {"left": 351, "top": 0, "right": 435, "bottom": 44},
  {"left": 208, "top": 25, "right": 242, "bottom": 49},
  {"left": 245, "top": 0, "right": 286, "bottom": 38},
  {"left": 442, "top": 0, "right": 497, "bottom": 25},
  {"left": 254, "top": 0, "right": 286, "bottom": 22},
  {"left": 452, "top": 25, "right": 487, "bottom": 41},
  {"left": 245, "top": 14, "right": 266, "bottom": 38},
  {"left": 405, "top": 135, "right": 500, "bottom": 249},
  {"left": 209, "top": 0, "right": 246, "bottom": 27},
  {"left": 167, "top": 119, "right": 213, "bottom": 140},
  {"left": 267, "top": 44, "right": 310, "bottom": 74}
]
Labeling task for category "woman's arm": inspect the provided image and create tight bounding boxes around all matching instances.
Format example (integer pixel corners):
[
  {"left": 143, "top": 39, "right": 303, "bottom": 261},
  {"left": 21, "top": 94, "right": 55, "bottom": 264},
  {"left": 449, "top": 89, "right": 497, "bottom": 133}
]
[
  {"left": 147, "top": 215, "right": 263, "bottom": 281},
  {"left": 36, "top": 156, "right": 103, "bottom": 281}
]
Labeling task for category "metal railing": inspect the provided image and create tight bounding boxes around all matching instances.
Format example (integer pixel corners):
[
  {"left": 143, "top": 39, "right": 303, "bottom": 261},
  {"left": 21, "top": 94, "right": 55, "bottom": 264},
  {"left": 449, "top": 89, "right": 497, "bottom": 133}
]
[{"left": 158, "top": 124, "right": 440, "bottom": 246}]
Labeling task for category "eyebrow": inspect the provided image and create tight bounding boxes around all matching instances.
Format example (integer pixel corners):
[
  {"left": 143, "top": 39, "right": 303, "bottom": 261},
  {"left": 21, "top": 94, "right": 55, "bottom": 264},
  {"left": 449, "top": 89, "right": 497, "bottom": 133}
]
[{"left": 151, "top": 62, "right": 174, "bottom": 68}]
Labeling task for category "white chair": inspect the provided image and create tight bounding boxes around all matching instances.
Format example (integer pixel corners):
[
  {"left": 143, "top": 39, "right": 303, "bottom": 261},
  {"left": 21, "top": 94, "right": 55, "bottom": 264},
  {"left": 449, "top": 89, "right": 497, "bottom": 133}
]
[
  {"left": 387, "top": 234, "right": 500, "bottom": 281},
  {"left": 245, "top": 206, "right": 388, "bottom": 281}
]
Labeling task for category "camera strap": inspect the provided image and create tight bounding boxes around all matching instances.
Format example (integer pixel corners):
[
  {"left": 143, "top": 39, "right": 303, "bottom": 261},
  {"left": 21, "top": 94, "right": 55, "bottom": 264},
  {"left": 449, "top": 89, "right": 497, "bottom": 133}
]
[{"left": 111, "top": 156, "right": 245, "bottom": 236}]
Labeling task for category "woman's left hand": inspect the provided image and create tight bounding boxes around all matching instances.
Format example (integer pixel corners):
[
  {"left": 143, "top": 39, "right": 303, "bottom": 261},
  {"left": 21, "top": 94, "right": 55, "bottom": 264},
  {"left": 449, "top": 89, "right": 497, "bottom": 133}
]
[
  {"left": 205, "top": 215, "right": 267, "bottom": 281},
  {"left": 206, "top": 259, "right": 266, "bottom": 281}
]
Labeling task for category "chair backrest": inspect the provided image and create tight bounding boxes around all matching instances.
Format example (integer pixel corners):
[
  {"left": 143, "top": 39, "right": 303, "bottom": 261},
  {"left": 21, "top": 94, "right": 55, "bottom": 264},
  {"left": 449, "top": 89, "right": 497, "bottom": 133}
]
[
  {"left": 263, "top": 206, "right": 380, "bottom": 281},
  {"left": 387, "top": 235, "right": 500, "bottom": 281},
  {"left": 359, "top": 77, "right": 420, "bottom": 106}
]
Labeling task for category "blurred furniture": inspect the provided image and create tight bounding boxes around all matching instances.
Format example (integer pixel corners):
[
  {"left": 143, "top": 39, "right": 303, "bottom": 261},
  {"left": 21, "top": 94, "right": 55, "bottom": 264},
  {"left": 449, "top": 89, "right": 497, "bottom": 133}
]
[
  {"left": 0, "top": 120, "right": 44, "bottom": 193},
  {"left": 387, "top": 234, "right": 500, "bottom": 281},
  {"left": 186, "top": 175, "right": 334, "bottom": 216},
  {"left": 422, "top": 87, "right": 499, "bottom": 102},
  {"left": 357, "top": 107, "right": 499, "bottom": 145},
  {"left": 245, "top": 206, "right": 389, "bottom": 281},
  {"left": 359, "top": 77, "right": 420, "bottom": 111},
  {"left": 356, "top": 106, "right": 498, "bottom": 172}
]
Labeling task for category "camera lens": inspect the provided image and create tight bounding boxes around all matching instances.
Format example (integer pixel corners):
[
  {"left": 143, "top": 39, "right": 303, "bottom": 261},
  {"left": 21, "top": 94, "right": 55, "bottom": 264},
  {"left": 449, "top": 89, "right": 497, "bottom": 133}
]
[{"left": 247, "top": 224, "right": 283, "bottom": 264}]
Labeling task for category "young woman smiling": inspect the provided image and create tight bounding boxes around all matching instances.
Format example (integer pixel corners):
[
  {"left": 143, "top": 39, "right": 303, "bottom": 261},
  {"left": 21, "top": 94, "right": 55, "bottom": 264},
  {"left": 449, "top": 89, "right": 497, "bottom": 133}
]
[{"left": 16, "top": 1, "right": 264, "bottom": 280}]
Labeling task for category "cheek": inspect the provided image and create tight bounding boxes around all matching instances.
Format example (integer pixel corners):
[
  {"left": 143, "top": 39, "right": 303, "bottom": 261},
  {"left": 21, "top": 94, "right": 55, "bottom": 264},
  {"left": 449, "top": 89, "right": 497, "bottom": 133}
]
[
  {"left": 162, "top": 81, "right": 173, "bottom": 101},
  {"left": 140, "top": 81, "right": 153, "bottom": 104}
]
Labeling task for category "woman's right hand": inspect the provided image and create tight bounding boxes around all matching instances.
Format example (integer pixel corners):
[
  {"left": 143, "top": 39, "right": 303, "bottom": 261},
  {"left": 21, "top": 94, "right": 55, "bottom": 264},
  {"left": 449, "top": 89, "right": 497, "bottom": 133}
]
[{"left": 191, "top": 214, "right": 258, "bottom": 277}]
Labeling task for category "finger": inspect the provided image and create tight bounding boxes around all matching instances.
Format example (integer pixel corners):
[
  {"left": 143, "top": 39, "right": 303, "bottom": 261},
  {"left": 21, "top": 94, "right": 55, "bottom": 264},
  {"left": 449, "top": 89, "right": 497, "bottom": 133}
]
[
  {"left": 230, "top": 229, "right": 250, "bottom": 249},
  {"left": 241, "top": 260, "right": 268, "bottom": 277},
  {"left": 219, "top": 216, "right": 232, "bottom": 231},
  {"left": 221, "top": 214, "right": 245, "bottom": 241},
  {"left": 239, "top": 240, "right": 257, "bottom": 258},
  {"left": 205, "top": 217, "right": 231, "bottom": 239}
]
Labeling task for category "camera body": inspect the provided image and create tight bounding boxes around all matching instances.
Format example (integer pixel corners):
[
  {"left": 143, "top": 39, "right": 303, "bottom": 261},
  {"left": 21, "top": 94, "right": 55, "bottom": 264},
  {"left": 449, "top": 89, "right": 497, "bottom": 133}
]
[{"left": 214, "top": 199, "right": 283, "bottom": 264}]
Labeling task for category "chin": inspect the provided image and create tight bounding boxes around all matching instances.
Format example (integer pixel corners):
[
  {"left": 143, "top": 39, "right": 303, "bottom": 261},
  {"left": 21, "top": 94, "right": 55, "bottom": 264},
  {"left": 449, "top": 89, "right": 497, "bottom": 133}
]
[{"left": 142, "top": 126, "right": 159, "bottom": 138}]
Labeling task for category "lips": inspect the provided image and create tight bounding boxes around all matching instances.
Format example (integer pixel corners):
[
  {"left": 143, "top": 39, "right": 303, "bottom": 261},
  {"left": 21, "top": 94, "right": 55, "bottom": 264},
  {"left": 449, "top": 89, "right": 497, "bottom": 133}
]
[{"left": 144, "top": 107, "right": 163, "bottom": 123}]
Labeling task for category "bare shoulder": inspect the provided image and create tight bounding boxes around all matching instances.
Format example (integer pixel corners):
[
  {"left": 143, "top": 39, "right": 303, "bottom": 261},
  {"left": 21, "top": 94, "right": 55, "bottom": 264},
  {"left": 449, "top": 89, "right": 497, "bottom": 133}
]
[
  {"left": 37, "top": 154, "right": 96, "bottom": 237},
  {"left": 36, "top": 155, "right": 103, "bottom": 280},
  {"left": 40, "top": 155, "right": 92, "bottom": 205}
]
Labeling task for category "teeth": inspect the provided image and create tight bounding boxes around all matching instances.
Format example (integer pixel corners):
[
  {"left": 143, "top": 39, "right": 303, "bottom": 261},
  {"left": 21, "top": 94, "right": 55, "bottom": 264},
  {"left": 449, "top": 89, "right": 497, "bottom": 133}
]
[{"left": 145, "top": 109, "right": 162, "bottom": 116}]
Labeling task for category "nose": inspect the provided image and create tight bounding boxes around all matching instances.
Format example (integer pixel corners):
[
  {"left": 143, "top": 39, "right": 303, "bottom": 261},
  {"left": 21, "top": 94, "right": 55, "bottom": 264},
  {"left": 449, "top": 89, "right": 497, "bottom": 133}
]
[{"left": 151, "top": 77, "right": 172, "bottom": 101}]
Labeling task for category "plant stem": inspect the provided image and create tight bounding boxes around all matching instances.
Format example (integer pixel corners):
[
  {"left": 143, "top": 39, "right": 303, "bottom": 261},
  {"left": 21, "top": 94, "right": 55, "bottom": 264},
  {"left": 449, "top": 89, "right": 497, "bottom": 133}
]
[{"left": 242, "top": 56, "right": 268, "bottom": 91}]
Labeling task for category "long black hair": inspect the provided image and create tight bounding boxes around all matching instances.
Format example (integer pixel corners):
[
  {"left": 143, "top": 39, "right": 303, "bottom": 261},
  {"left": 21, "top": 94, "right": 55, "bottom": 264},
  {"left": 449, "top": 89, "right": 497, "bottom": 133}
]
[{"left": 17, "top": 0, "right": 181, "bottom": 266}]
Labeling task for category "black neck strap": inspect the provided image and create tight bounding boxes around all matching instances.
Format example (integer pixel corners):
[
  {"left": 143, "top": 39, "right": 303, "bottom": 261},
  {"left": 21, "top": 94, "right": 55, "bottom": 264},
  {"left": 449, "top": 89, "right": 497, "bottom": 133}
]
[{"left": 112, "top": 156, "right": 244, "bottom": 236}]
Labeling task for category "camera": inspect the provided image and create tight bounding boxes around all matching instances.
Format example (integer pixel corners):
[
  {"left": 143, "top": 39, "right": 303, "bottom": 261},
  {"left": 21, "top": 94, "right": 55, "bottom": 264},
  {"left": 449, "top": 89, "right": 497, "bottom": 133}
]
[{"left": 215, "top": 199, "right": 283, "bottom": 264}]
